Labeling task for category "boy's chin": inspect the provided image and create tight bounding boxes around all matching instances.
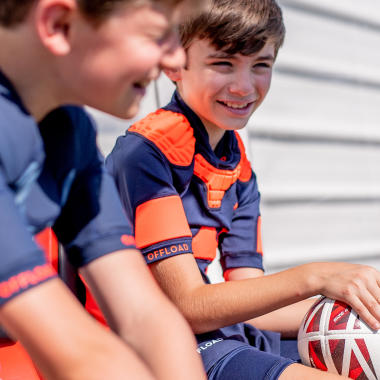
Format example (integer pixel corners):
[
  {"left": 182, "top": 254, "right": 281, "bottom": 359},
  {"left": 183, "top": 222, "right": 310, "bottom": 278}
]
[
  {"left": 219, "top": 120, "right": 249, "bottom": 131},
  {"left": 107, "top": 103, "right": 141, "bottom": 120}
]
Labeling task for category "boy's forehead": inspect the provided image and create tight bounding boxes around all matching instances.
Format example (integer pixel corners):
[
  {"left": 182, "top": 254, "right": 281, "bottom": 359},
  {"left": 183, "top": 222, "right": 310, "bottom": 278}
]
[{"left": 190, "top": 38, "right": 276, "bottom": 60}]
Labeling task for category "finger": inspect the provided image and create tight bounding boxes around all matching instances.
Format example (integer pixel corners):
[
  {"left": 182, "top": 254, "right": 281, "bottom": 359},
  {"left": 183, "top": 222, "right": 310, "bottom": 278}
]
[
  {"left": 348, "top": 296, "right": 380, "bottom": 331},
  {"left": 360, "top": 281, "right": 380, "bottom": 323}
]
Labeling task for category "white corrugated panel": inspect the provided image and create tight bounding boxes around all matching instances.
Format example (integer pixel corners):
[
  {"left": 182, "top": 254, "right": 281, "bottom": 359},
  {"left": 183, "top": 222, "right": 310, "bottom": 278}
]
[{"left": 253, "top": 0, "right": 380, "bottom": 272}]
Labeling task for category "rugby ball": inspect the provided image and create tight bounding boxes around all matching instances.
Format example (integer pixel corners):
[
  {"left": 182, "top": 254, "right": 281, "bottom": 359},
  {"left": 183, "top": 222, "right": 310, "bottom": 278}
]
[{"left": 298, "top": 296, "right": 380, "bottom": 379}]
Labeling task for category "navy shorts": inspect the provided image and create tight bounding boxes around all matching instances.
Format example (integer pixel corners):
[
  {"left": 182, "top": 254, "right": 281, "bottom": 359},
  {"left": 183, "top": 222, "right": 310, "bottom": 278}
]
[{"left": 197, "top": 324, "right": 299, "bottom": 380}]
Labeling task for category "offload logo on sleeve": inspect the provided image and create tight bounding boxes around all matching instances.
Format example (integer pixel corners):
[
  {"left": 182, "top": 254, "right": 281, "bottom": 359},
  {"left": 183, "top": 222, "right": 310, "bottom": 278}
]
[{"left": 145, "top": 242, "right": 191, "bottom": 263}]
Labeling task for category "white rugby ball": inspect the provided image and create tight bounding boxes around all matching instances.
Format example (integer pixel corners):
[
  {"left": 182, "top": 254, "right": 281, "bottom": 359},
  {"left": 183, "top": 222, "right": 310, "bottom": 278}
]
[{"left": 298, "top": 297, "right": 380, "bottom": 379}]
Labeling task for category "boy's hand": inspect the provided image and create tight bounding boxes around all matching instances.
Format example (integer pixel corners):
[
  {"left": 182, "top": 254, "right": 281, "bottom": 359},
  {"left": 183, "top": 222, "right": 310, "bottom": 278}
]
[{"left": 311, "top": 262, "right": 380, "bottom": 330}]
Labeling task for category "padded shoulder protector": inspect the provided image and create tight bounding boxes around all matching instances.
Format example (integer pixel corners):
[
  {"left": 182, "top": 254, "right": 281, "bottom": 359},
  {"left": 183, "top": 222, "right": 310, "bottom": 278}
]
[
  {"left": 235, "top": 132, "right": 252, "bottom": 182},
  {"left": 129, "top": 109, "right": 195, "bottom": 166}
]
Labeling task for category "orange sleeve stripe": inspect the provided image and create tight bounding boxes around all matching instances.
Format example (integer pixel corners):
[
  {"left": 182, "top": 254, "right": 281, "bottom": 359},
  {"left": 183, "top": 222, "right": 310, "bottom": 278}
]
[
  {"left": 257, "top": 216, "right": 263, "bottom": 255},
  {"left": 192, "top": 226, "right": 218, "bottom": 261},
  {"left": 135, "top": 195, "right": 192, "bottom": 249},
  {"left": 129, "top": 110, "right": 195, "bottom": 166}
]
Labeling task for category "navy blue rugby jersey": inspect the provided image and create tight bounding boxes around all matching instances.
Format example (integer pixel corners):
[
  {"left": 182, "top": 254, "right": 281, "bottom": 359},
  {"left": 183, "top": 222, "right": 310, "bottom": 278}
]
[
  {"left": 106, "top": 91, "right": 263, "bottom": 280},
  {"left": 0, "top": 71, "right": 135, "bottom": 305}
]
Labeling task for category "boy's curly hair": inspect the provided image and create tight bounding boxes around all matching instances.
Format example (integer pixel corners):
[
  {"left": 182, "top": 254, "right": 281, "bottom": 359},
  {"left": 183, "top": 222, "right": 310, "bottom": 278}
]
[
  {"left": 0, "top": 0, "right": 190, "bottom": 27},
  {"left": 179, "top": 0, "right": 285, "bottom": 57}
]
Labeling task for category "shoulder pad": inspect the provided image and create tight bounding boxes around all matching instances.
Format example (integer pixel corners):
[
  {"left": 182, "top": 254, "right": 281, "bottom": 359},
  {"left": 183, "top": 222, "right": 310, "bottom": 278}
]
[
  {"left": 129, "top": 109, "right": 195, "bottom": 166},
  {"left": 234, "top": 132, "right": 252, "bottom": 182}
]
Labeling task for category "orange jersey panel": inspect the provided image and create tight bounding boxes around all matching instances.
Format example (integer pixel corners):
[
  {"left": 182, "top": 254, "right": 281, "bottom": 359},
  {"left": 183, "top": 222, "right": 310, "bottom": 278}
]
[
  {"left": 256, "top": 216, "right": 263, "bottom": 255},
  {"left": 35, "top": 228, "right": 59, "bottom": 272},
  {"left": 192, "top": 227, "right": 218, "bottom": 261},
  {"left": 0, "top": 341, "right": 42, "bottom": 379},
  {"left": 194, "top": 154, "right": 241, "bottom": 208},
  {"left": 234, "top": 132, "right": 252, "bottom": 183},
  {"left": 135, "top": 195, "right": 192, "bottom": 249}
]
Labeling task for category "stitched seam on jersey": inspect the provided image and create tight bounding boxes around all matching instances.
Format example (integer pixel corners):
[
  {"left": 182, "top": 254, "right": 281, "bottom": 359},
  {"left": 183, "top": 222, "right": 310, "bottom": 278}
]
[{"left": 133, "top": 191, "right": 178, "bottom": 213}]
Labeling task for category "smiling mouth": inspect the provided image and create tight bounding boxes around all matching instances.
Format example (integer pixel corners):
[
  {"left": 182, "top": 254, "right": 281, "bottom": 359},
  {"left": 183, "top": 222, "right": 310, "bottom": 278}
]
[
  {"left": 133, "top": 79, "right": 150, "bottom": 91},
  {"left": 217, "top": 100, "right": 254, "bottom": 111}
]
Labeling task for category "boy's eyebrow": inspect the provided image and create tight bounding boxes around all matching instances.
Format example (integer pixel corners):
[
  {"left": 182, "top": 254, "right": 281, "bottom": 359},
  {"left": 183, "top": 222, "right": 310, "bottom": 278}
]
[
  {"left": 206, "top": 52, "right": 235, "bottom": 59},
  {"left": 257, "top": 54, "right": 275, "bottom": 61},
  {"left": 206, "top": 52, "right": 275, "bottom": 61}
]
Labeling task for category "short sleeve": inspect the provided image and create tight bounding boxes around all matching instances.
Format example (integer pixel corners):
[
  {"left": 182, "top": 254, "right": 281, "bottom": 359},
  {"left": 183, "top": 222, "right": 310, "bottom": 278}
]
[
  {"left": 48, "top": 108, "right": 136, "bottom": 268},
  {"left": 219, "top": 170, "right": 264, "bottom": 272},
  {"left": 106, "top": 132, "right": 193, "bottom": 264},
  {"left": 0, "top": 169, "right": 56, "bottom": 305},
  {"left": 56, "top": 167, "right": 137, "bottom": 268}
]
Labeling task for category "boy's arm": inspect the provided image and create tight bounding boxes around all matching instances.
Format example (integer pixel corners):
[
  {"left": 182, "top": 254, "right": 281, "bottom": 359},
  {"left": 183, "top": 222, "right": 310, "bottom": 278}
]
[
  {"left": 0, "top": 165, "right": 154, "bottom": 379},
  {"left": 0, "top": 278, "right": 154, "bottom": 380},
  {"left": 80, "top": 248, "right": 206, "bottom": 380},
  {"left": 149, "top": 253, "right": 380, "bottom": 332},
  {"left": 226, "top": 267, "right": 316, "bottom": 337}
]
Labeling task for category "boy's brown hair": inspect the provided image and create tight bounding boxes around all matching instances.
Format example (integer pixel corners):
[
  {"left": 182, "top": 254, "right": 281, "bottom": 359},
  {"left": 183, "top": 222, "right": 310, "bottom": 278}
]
[
  {"left": 179, "top": 0, "right": 285, "bottom": 57},
  {"left": 0, "top": 0, "right": 194, "bottom": 27}
]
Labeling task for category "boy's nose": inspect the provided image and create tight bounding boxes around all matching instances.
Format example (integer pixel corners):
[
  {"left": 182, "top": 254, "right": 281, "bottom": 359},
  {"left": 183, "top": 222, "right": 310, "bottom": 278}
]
[{"left": 228, "top": 73, "right": 255, "bottom": 97}]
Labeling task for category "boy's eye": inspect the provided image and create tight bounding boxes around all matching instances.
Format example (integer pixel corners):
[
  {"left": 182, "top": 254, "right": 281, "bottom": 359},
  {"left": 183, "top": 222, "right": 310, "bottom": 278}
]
[
  {"left": 254, "top": 62, "right": 271, "bottom": 69},
  {"left": 211, "top": 61, "right": 233, "bottom": 67}
]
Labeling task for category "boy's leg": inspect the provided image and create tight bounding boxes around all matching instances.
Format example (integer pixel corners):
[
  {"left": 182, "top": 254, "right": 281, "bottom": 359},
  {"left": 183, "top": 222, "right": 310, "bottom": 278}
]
[
  {"left": 208, "top": 347, "right": 348, "bottom": 380},
  {"left": 281, "top": 364, "right": 349, "bottom": 379}
]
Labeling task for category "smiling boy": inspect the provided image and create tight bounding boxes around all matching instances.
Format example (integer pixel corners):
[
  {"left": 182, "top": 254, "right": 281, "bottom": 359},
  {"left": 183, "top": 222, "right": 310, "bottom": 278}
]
[
  {"left": 106, "top": 0, "right": 380, "bottom": 379},
  {"left": 0, "top": 0, "right": 207, "bottom": 379}
]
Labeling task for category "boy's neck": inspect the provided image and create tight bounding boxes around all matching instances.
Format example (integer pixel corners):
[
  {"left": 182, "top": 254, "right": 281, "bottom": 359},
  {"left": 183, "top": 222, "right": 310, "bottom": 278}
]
[{"left": 201, "top": 118, "right": 226, "bottom": 151}]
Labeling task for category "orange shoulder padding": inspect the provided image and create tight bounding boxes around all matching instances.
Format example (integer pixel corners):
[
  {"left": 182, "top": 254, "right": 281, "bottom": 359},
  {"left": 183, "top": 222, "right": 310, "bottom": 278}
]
[
  {"left": 34, "top": 228, "right": 59, "bottom": 272},
  {"left": 135, "top": 195, "right": 192, "bottom": 249},
  {"left": 194, "top": 154, "right": 240, "bottom": 208},
  {"left": 234, "top": 132, "right": 252, "bottom": 183},
  {"left": 192, "top": 227, "right": 217, "bottom": 261},
  {"left": 129, "top": 109, "right": 195, "bottom": 166},
  {"left": 193, "top": 133, "right": 252, "bottom": 208}
]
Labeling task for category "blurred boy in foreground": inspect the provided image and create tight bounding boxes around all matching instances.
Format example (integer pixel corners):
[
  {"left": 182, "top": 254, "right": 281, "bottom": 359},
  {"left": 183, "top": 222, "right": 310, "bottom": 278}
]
[{"left": 0, "top": 0, "right": 207, "bottom": 379}]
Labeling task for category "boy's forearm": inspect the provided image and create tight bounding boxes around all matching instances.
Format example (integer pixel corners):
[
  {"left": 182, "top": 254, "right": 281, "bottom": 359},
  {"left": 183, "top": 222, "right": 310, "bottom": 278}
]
[
  {"left": 82, "top": 250, "right": 206, "bottom": 380},
  {"left": 158, "top": 259, "right": 380, "bottom": 333},
  {"left": 178, "top": 264, "right": 316, "bottom": 333},
  {"left": 119, "top": 298, "right": 206, "bottom": 380},
  {"left": 0, "top": 278, "right": 154, "bottom": 380}
]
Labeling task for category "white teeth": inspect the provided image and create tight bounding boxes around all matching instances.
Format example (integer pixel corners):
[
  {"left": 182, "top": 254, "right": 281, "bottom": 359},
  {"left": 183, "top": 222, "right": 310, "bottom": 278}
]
[{"left": 224, "top": 102, "right": 249, "bottom": 109}]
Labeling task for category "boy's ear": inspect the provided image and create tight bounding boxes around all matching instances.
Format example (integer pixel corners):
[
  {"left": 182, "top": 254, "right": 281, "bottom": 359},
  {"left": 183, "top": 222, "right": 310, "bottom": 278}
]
[
  {"left": 163, "top": 68, "right": 182, "bottom": 82},
  {"left": 35, "top": 0, "right": 77, "bottom": 56}
]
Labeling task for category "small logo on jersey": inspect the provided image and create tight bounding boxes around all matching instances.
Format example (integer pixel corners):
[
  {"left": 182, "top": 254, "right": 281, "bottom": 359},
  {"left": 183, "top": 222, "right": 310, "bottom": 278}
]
[
  {"left": 146, "top": 243, "right": 190, "bottom": 262},
  {"left": 121, "top": 234, "right": 136, "bottom": 246}
]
